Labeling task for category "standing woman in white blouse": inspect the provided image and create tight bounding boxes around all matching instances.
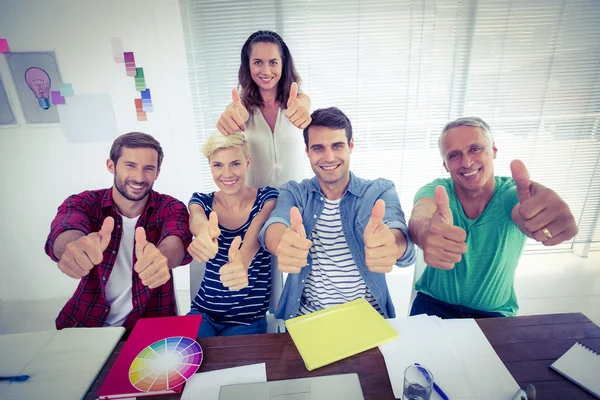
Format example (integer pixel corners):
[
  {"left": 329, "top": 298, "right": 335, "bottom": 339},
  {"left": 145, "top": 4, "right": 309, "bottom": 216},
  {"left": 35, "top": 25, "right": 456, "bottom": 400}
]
[{"left": 217, "top": 30, "right": 312, "bottom": 189}]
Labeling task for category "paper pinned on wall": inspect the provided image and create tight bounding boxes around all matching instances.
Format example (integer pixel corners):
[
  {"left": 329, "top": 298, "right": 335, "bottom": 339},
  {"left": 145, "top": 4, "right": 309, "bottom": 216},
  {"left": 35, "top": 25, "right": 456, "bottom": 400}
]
[
  {"left": 0, "top": 38, "right": 9, "bottom": 53},
  {"left": 57, "top": 94, "right": 119, "bottom": 142},
  {"left": 124, "top": 52, "right": 136, "bottom": 76},
  {"left": 0, "top": 77, "right": 17, "bottom": 125},
  {"left": 59, "top": 83, "right": 74, "bottom": 97},
  {"left": 110, "top": 38, "right": 124, "bottom": 63},
  {"left": 50, "top": 90, "right": 65, "bottom": 105}
]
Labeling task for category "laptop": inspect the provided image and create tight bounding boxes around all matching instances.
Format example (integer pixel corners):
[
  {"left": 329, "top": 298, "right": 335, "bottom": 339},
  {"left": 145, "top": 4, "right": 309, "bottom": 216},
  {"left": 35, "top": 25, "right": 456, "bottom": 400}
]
[{"left": 218, "top": 373, "right": 364, "bottom": 400}]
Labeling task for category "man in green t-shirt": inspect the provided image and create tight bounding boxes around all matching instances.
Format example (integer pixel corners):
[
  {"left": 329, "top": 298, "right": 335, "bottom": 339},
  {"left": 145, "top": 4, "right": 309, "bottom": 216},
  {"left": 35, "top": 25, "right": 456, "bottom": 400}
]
[{"left": 408, "top": 117, "right": 578, "bottom": 318}]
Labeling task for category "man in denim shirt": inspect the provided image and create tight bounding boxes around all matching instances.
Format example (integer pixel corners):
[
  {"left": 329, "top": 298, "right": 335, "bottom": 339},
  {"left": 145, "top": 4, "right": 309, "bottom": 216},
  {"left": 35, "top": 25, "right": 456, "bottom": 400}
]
[{"left": 259, "top": 107, "right": 415, "bottom": 320}]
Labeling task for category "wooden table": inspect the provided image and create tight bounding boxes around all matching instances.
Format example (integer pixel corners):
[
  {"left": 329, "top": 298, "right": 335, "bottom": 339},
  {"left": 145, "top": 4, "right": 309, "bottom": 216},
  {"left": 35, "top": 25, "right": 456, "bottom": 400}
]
[{"left": 86, "top": 313, "right": 600, "bottom": 400}]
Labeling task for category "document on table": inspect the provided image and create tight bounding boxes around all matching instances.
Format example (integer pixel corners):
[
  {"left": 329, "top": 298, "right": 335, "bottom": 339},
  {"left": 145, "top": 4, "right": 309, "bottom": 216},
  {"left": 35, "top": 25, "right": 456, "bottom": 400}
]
[
  {"left": 379, "top": 315, "right": 481, "bottom": 399},
  {"left": 0, "top": 327, "right": 124, "bottom": 400},
  {"left": 379, "top": 315, "right": 520, "bottom": 400},
  {"left": 181, "top": 363, "right": 267, "bottom": 400}
]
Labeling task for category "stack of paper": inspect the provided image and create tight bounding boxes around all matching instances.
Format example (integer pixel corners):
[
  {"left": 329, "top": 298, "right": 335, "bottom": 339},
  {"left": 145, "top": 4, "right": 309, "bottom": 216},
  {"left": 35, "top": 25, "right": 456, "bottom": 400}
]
[{"left": 379, "top": 315, "right": 520, "bottom": 400}]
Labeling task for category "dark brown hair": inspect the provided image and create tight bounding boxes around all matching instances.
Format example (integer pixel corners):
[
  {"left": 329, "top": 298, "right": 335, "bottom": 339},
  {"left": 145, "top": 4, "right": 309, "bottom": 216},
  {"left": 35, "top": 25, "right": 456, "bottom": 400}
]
[
  {"left": 303, "top": 108, "right": 353, "bottom": 147},
  {"left": 110, "top": 132, "right": 164, "bottom": 169},
  {"left": 238, "top": 30, "right": 300, "bottom": 115}
]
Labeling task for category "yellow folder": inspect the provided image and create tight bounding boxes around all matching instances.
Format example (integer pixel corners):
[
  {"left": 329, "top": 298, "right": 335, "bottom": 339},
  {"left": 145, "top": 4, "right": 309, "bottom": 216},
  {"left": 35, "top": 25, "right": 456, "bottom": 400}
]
[{"left": 285, "top": 298, "right": 400, "bottom": 371}]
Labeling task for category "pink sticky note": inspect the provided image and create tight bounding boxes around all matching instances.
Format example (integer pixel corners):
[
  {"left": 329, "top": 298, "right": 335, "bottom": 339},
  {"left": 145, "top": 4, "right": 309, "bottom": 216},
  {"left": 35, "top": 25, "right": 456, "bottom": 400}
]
[
  {"left": 50, "top": 90, "right": 65, "bottom": 105},
  {"left": 0, "top": 39, "right": 9, "bottom": 53}
]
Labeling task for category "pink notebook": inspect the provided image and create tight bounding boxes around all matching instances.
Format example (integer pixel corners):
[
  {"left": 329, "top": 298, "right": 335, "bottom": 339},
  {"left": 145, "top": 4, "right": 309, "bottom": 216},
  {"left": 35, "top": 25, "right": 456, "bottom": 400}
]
[{"left": 98, "top": 315, "right": 203, "bottom": 399}]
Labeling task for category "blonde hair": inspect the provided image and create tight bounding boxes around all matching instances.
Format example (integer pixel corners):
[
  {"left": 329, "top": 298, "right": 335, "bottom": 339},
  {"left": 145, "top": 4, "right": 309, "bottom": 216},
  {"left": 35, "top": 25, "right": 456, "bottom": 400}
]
[{"left": 201, "top": 132, "right": 250, "bottom": 161}]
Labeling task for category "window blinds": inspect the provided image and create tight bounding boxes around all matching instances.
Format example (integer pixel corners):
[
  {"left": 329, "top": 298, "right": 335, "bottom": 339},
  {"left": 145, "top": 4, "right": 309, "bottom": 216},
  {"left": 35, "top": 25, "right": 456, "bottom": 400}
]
[{"left": 179, "top": 0, "right": 600, "bottom": 252}]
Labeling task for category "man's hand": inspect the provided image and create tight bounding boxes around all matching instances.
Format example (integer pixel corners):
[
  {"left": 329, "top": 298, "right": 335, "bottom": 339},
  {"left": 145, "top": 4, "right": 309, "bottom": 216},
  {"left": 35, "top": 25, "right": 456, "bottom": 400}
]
[
  {"left": 188, "top": 211, "right": 221, "bottom": 262},
  {"left": 58, "top": 217, "right": 114, "bottom": 279},
  {"left": 511, "top": 159, "right": 578, "bottom": 245},
  {"left": 134, "top": 227, "right": 171, "bottom": 289},
  {"left": 363, "top": 200, "right": 397, "bottom": 273},
  {"left": 216, "top": 88, "right": 249, "bottom": 136},
  {"left": 284, "top": 82, "right": 311, "bottom": 129},
  {"left": 219, "top": 236, "right": 248, "bottom": 291},
  {"left": 275, "top": 207, "right": 312, "bottom": 274},
  {"left": 421, "top": 186, "right": 467, "bottom": 270}
]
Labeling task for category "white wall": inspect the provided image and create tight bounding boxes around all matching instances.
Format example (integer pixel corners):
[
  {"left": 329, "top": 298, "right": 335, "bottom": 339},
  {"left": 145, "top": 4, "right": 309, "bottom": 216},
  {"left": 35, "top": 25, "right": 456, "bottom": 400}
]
[{"left": 0, "top": 0, "right": 201, "bottom": 300}]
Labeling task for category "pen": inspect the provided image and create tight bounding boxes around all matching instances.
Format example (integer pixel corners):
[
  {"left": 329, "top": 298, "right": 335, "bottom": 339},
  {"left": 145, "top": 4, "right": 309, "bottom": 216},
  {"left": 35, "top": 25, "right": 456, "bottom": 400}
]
[
  {"left": 414, "top": 363, "right": 449, "bottom": 400},
  {"left": 0, "top": 375, "right": 30, "bottom": 383}
]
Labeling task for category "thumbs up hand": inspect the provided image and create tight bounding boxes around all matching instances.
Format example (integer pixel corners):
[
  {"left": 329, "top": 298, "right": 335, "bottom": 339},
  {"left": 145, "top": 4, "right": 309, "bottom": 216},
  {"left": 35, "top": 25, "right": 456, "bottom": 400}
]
[
  {"left": 58, "top": 217, "right": 115, "bottom": 279},
  {"left": 363, "top": 200, "right": 397, "bottom": 273},
  {"left": 134, "top": 227, "right": 170, "bottom": 289},
  {"left": 217, "top": 88, "right": 250, "bottom": 136},
  {"left": 510, "top": 160, "right": 577, "bottom": 245},
  {"left": 218, "top": 236, "right": 248, "bottom": 291},
  {"left": 422, "top": 186, "right": 467, "bottom": 270},
  {"left": 284, "top": 82, "right": 311, "bottom": 129},
  {"left": 275, "top": 207, "right": 313, "bottom": 274},
  {"left": 188, "top": 211, "right": 221, "bottom": 262}
]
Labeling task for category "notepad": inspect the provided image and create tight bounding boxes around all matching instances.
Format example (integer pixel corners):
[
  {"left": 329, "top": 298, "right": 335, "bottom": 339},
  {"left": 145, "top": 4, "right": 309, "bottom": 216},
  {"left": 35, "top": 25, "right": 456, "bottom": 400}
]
[
  {"left": 285, "top": 298, "right": 399, "bottom": 371},
  {"left": 550, "top": 341, "right": 600, "bottom": 398}
]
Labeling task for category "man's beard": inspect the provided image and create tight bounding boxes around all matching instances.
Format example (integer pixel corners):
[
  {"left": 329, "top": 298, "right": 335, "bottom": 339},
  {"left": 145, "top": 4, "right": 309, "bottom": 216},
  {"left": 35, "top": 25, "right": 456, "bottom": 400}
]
[{"left": 114, "top": 176, "right": 153, "bottom": 201}]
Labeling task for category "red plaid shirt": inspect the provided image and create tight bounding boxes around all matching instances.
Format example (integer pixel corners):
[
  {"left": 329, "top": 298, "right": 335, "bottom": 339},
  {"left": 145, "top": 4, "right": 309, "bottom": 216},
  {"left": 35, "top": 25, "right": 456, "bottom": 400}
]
[{"left": 45, "top": 188, "right": 192, "bottom": 330}]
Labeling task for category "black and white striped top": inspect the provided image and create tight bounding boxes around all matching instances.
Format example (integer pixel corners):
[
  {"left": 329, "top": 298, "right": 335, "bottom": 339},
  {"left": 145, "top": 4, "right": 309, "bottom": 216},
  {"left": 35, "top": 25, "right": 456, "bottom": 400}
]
[
  {"left": 299, "top": 197, "right": 382, "bottom": 315},
  {"left": 189, "top": 187, "right": 278, "bottom": 325}
]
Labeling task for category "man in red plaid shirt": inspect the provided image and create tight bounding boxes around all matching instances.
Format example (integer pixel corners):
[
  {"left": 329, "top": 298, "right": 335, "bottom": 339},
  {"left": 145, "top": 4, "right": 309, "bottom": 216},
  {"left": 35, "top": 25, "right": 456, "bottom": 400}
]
[{"left": 45, "top": 132, "right": 192, "bottom": 330}]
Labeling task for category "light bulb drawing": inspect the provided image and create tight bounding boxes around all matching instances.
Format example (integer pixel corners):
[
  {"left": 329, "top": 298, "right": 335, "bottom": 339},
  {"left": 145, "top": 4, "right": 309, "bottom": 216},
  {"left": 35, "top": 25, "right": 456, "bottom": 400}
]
[{"left": 24, "top": 67, "right": 52, "bottom": 110}]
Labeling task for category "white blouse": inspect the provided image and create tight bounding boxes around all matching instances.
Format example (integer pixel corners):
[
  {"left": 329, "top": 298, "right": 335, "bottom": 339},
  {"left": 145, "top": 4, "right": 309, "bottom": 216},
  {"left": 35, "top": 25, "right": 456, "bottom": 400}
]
[{"left": 244, "top": 108, "right": 307, "bottom": 189}]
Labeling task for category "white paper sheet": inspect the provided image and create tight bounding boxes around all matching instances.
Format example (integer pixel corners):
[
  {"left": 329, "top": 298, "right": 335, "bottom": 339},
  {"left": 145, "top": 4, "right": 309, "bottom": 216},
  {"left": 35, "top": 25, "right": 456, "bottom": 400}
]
[
  {"left": 181, "top": 363, "right": 267, "bottom": 400},
  {"left": 57, "top": 94, "right": 119, "bottom": 143},
  {"left": 0, "top": 327, "right": 124, "bottom": 400},
  {"left": 439, "top": 319, "right": 520, "bottom": 400},
  {"left": 380, "top": 315, "right": 481, "bottom": 399}
]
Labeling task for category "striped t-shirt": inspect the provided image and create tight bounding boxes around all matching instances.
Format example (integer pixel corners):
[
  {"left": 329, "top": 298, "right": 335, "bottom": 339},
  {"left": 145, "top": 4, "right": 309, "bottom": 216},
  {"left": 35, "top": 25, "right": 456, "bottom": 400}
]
[
  {"left": 189, "top": 186, "right": 278, "bottom": 325},
  {"left": 298, "top": 198, "right": 382, "bottom": 315}
]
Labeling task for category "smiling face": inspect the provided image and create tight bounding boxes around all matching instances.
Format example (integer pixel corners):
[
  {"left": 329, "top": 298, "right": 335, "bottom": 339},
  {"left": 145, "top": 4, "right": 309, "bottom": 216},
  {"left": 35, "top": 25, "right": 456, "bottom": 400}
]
[
  {"left": 209, "top": 147, "right": 250, "bottom": 195},
  {"left": 306, "top": 125, "right": 354, "bottom": 189},
  {"left": 249, "top": 42, "right": 282, "bottom": 93},
  {"left": 107, "top": 146, "right": 160, "bottom": 202},
  {"left": 441, "top": 125, "right": 497, "bottom": 196}
]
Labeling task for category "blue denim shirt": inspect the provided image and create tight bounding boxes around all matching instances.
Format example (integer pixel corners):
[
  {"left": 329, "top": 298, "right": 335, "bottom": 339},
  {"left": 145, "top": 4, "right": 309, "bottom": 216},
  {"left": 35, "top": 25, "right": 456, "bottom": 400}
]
[{"left": 259, "top": 171, "right": 416, "bottom": 320}]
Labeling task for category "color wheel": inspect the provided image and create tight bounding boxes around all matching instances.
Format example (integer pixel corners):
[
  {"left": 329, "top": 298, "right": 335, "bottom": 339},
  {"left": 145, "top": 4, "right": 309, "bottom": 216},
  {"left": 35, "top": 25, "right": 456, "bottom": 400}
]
[{"left": 129, "top": 336, "right": 202, "bottom": 392}]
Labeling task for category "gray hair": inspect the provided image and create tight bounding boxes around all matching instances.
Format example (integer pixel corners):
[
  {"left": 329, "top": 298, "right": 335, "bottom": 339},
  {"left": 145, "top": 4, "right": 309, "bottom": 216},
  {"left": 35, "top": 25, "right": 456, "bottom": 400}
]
[{"left": 438, "top": 117, "right": 493, "bottom": 157}]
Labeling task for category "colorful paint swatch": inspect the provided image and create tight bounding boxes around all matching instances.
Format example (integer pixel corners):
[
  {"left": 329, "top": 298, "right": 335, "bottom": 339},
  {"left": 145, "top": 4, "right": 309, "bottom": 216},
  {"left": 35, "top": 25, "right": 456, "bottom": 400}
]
[
  {"left": 135, "top": 98, "right": 147, "bottom": 121},
  {"left": 50, "top": 90, "right": 65, "bottom": 105},
  {"left": 124, "top": 52, "right": 136, "bottom": 76},
  {"left": 0, "top": 39, "right": 9, "bottom": 53},
  {"left": 111, "top": 37, "right": 124, "bottom": 63},
  {"left": 140, "top": 89, "right": 153, "bottom": 112},
  {"left": 135, "top": 68, "right": 146, "bottom": 91},
  {"left": 128, "top": 336, "right": 202, "bottom": 392},
  {"left": 59, "top": 83, "right": 74, "bottom": 97}
]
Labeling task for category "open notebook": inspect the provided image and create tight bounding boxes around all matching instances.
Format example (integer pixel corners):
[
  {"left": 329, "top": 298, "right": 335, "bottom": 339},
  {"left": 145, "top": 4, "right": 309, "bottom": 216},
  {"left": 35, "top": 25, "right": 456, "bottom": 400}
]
[
  {"left": 0, "top": 327, "right": 125, "bottom": 400},
  {"left": 285, "top": 298, "right": 399, "bottom": 371},
  {"left": 550, "top": 341, "right": 600, "bottom": 398}
]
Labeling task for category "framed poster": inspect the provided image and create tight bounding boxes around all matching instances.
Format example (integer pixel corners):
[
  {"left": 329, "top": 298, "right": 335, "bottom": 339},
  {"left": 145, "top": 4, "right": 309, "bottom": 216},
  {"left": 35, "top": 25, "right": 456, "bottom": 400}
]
[{"left": 6, "top": 51, "right": 63, "bottom": 124}]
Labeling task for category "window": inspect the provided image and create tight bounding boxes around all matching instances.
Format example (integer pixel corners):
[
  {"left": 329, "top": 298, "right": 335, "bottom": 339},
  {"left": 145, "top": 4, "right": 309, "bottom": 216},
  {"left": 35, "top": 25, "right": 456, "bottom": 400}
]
[{"left": 180, "top": 0, "right": 600, "bottom": 252}]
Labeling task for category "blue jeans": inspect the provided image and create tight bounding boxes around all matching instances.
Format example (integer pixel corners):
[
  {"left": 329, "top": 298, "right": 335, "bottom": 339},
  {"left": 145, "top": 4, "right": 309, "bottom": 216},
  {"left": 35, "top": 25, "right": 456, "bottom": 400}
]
[
  {"left": 410, "top": 292, "right": 504, "bottom": 319},
  {"left": 187, "top": 309, "right": 267, "bottom": 337}
]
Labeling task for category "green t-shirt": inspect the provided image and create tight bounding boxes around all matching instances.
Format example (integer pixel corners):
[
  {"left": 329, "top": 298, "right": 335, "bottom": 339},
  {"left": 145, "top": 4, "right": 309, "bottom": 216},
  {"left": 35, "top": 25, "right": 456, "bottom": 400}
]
[{"left": 414, "top": 176, "right": 526, "bottom": 316}]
